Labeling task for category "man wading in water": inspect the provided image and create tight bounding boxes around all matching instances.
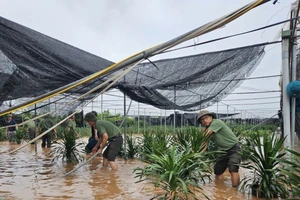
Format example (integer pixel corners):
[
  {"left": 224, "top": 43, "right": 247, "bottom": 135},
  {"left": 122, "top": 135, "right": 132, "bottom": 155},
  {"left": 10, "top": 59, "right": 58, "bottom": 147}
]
[
  {"left": 85, "top": 112, "right": 123, "bottom": 171},
  {"left": 6, "top": 114, "right": 18, "bottom": 143},
  {"left": 197, "top": 110, "right": 241, "bottom": 187},
  {"left": 85, "top": 111, "right": 99, "bottom": 153}
]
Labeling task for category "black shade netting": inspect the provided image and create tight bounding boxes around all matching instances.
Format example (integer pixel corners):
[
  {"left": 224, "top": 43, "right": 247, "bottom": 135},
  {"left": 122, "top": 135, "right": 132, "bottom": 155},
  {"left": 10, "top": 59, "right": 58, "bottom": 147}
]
[
  {"left": 0, "top": 16, "right": 265, "bottom": 112},
  {"left": 0, "top": 16, "right": 114, "bottom": 104},
  {"left": 117, "top": 45, "right": 265, "bottom": 111}
]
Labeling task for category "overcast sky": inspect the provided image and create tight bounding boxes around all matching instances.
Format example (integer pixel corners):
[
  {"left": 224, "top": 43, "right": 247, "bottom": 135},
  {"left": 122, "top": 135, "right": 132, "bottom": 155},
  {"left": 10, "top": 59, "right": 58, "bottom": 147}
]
[{"left": 0, "top": 0, "right": 297, "bottom": 118}]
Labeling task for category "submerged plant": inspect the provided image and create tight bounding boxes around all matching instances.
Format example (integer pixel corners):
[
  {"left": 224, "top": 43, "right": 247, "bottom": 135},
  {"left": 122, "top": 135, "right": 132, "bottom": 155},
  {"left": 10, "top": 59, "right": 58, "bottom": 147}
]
[
  {"left": 50, "top": 130, "right": 85, "bottom": 163},
  {"left": 276, "top": 148, "right": 300, "bottom": 198},
  {"left": 125, "top": 133, "right": 141, "bottom": 159},
  {"left": 239, "top": 133, "right": 290, "bottom": 199},
  {"left": 134, "top": 145, "right": 212, "bottom": 200}
]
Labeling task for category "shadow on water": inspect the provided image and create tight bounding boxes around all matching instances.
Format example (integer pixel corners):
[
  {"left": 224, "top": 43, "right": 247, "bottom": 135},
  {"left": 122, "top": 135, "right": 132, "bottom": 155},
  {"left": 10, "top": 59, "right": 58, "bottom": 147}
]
[{"left": 0, "top": 138, "right": 283, "bottom": 200}]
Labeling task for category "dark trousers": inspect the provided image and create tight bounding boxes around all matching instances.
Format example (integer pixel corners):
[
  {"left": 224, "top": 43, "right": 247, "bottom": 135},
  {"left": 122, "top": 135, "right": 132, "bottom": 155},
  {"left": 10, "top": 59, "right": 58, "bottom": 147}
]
[
  {"left": 85, "top": 137, "right": 98, "bottom": 153},
  {"left": 42, "top": 133, "right": 52, "bottom": 148}
]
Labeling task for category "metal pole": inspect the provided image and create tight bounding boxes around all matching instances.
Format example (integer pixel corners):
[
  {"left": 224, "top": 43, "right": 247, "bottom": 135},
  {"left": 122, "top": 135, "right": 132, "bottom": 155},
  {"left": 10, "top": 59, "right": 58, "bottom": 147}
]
[
  {"left": 101, "top": 94, "right": 103, "bottom": 120},
  {"left": 160, "top": 110, "right": 162, "bottom": 127},
  {"left": 194, "top": 111, "right": 197, "bottom": 127},
  {"left": 199, "top": 95, "right": 202, "bottom": 127},
  {"left": 173, "top": 86, "right": 176, "bottom": 133},
  {"left": 282, "top": 30, "right": 292, "bottom": 148},
  {"left": 123, "top": 77, "right": 127, "bottom": 158},
  {"left": 34, "top": 104, "right": 37, "bottom": 153},
  {"left": 216, "top": 99, "right": 219, "bottom": 118},
  {"left": 138, "top": 103, "right": 140, "bottom": 134},
  {"left": 227, "top": 105, "right": 229, "bottom": 123},
  {"left": 144, "top": 108, "right": 146, "bottom": 134},
  {"left": 181, "top": 112, "right": 183, "bottom": 132},
  {"left": 164, "top": 109, "right": 167, "bottom": 134},
  {"left": 291, "top": 39, "right": 297, "bottom": 147}
]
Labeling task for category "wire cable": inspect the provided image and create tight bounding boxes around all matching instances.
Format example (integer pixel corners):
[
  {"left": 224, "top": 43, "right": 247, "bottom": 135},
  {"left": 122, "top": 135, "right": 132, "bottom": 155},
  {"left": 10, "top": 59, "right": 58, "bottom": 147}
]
[{"left": 156, "top": 16, "right": 300, "bottom": 55}]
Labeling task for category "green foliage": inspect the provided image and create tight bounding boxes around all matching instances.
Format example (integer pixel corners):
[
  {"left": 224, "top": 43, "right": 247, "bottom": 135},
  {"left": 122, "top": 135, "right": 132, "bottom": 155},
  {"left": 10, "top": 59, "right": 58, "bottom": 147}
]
[
  {"left": 239, "top": 133, "right": 290, "bottom": 199},
  {"left": 76, "top": 127, "right": 91, "bottom": 137},
  {"left": 15, "top": 129, "right": 25, "bottom": 144},
  {"left": 134, "top": 145, "right": 212, "bottom": 200},
  {"left": 173, "top": 126, "right": 210, "bottom": 153},
  {"left": 276, "top": 148, "right": 300, "bottom": 197},
  {"left": 50, "top": 130, "right": 85, "bottom": 163},
  {"left": 125, "top": 133, "right": 141, "bottom": 159},
  {"left": 0, "top": 128, "right": 7, "bottom": 141}
]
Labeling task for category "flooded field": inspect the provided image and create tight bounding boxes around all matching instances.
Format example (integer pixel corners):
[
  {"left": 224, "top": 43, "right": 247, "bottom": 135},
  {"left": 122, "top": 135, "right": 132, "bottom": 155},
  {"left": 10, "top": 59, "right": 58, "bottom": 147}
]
[{"left": 1, "top": 137, "right": 297, "bottom": 200}]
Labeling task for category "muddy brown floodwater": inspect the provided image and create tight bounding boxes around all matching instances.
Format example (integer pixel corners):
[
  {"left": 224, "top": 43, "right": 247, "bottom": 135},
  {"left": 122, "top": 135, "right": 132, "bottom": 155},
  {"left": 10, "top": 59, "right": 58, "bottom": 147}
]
[{"left": 2, "top": 137, "right": 294, "bottom": 200}]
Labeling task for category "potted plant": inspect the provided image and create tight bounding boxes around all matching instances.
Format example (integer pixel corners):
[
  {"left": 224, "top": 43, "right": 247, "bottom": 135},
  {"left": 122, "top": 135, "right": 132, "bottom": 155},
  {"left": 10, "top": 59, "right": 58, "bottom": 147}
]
[{"left": 239, "top": 132, "right": 290, "bottom": 199}]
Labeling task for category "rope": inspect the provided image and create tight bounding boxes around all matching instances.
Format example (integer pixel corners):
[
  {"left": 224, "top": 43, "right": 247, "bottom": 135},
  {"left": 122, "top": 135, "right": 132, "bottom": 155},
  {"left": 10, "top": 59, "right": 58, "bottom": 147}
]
[{"left": 249, "top": 111, "right": 281, "bottom": 130}]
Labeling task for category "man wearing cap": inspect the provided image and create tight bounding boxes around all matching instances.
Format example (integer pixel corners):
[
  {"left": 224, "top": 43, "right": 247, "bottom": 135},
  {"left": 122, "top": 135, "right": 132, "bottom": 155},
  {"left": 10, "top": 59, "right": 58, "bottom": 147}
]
[
  {"left": 85, "top": 112, "right": 123, "bottom": 171},
  {"left": 23, "top": 117, "right": 36, "bottom": 144},
  {"left": 85, "top": 111, "right": 99, "bottom": 153},
  {"left": 197, "top": 110, "right": 241, "bottom": 187},
  {"left": 6, "top": 114, "right": 18, "bottom": 143}
]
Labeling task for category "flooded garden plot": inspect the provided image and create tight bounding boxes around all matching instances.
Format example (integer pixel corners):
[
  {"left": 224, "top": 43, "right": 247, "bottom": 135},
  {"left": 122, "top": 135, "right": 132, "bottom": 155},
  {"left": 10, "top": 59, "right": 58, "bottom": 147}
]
[
  {"left": 0, "top": 141, "right": 258, "bottom": 200},
  {"left": 1, "top": 123, "right": 299, "bottom": 200}
]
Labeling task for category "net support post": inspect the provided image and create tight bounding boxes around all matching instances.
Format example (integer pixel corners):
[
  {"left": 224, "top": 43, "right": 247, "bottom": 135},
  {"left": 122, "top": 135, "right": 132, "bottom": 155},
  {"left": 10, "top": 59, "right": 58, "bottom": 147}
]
[
  {"left": 123, "top": 77, "right": 127, "bottom": 158},
  {"left": 282, "top": 29, "right": 292, "bottom": 148},
  {"left": 291, "top": 37, "right": 297, "bottom": 148}
]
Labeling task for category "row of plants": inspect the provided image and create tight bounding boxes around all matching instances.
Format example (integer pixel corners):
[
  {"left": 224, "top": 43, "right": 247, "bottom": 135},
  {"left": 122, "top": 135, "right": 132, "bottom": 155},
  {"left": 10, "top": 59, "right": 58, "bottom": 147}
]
[
  {"left": 131, "top": 127, "right": 215, "bottom": 199},
  {"left": 120, "top": 126, "right": 299, "bottom": 200}
]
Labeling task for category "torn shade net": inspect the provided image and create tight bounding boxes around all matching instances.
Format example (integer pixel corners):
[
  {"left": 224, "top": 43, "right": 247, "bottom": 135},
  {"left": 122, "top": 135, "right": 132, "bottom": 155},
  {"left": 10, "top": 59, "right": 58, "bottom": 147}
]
[
  {"left": 0, "top": 16, "right": 264, "bottom": 112},
  {"left": 118, "top": 44, "right": 265, "bottom": 111},
  {"left": 0, "top": 16, "right": 114, "bottom": 104}
]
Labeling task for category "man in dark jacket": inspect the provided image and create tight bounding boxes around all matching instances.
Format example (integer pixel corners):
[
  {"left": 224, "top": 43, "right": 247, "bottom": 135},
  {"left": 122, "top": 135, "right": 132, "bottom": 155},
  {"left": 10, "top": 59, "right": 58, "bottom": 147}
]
[{"left": 6, "top": 114, "right": 18, "bottom": 143}]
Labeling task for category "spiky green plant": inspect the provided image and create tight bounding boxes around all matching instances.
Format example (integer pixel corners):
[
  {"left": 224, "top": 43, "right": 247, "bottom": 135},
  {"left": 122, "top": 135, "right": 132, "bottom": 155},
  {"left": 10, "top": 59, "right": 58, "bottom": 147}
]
[
  {"left": 141, "top": 129, "right": 154, "bottom": 156},
  {"left": 0, "top": 128, "right": 7, "bottom": 141},
  {"left": 276, "top": 148, "right": 300, "bottom": 198},
  {"left": 173, "top": 126, "right": 211, "bottom": 153},
  {"left": 15, "top": 129, "right": 24, "bottom": 144},
  {"left": 50, "top": 130, "right": 85, "bottom": 163},
  {"left": 239, "top": 133, "right": 290, "bottom": 199},
  {"left": 125, "top": 133, "right": 141, "bottom": 159},
  {"left": 134, "top": 145, "right": 212, "bottom": 200}
]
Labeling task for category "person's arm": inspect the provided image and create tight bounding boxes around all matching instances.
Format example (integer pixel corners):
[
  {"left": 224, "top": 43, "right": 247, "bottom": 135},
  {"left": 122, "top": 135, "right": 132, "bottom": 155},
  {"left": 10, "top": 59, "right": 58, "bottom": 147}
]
[
  {"left": 200, "top": 129, "right": 214, "bottom": 153},
  {"left": 92, "top": 133, "right": 108, "bottom": 154},
  {"left": 15, "top": 124, "right": 18, "bottom": 131},
  {"left": 6, "top": 126, "right": 8, "bottom": 136}
]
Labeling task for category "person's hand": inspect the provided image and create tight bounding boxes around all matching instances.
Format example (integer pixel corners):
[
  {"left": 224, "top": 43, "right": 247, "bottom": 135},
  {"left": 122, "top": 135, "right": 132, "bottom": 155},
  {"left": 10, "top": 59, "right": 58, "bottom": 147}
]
[
  {"left": 98, "top": 148, "right": 103, "bottom": 155},
  {"left": 92, "top": 147, "right": 98, "bottom": 154}
]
